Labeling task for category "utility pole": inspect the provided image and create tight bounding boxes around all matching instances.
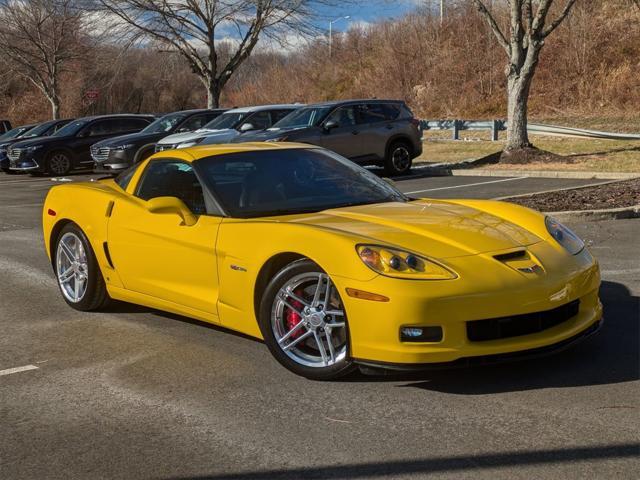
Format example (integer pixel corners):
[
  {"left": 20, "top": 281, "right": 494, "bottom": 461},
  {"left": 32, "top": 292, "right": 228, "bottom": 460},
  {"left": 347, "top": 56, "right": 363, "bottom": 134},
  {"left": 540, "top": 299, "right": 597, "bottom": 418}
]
[{"left": 440, "top": 0, "right": 444, "bottom": 24}]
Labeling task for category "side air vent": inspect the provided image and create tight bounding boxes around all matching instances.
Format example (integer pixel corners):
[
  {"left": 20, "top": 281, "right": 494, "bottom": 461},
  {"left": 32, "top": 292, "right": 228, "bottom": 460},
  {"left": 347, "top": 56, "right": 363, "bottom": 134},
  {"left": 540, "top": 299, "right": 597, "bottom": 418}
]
[{"left": 494, "top": 250, "right": 527, "bottom": 262}]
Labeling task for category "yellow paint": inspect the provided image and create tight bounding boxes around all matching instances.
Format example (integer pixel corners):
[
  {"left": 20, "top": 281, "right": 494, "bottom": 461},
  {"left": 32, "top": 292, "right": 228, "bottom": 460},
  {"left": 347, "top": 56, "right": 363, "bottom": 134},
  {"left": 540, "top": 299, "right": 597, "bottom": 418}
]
[{"left": 42, "top": 144, "right": 602, "bottom": 366}]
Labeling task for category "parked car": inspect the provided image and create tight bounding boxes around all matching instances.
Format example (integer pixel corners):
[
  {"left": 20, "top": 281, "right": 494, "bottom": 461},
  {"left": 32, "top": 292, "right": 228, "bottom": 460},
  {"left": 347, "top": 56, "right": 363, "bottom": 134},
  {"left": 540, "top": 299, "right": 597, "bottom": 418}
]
[
  {"left": 0, "top": 120, "right": 12, "bottom": 134},
  {"left": 235, "top": 99, "right": 422, "bottom": 175},
  {"left": 0, "top": 123, "right": 38, "bottom": 142},
  {"left": 91, "top": 109, "right": 226, "bottom": 174},
  {"left": 155, "top": 104, "right": 302, "bottom": 152},
  {"left": 1, "top": 119, "right": 73, "bottom": 173},
  {"left": 8, "top": 114, "right": 155, "bottom": 176}
]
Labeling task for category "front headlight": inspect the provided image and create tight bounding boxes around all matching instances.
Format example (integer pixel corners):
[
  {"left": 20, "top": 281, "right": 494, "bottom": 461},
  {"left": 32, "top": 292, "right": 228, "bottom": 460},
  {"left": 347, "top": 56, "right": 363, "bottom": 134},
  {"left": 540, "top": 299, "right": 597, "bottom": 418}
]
[
  {"left": 177, "top": 138, "right": 204, "bottom": 149},
  {"left": 356, "top": 244, "right": 457, "bottom": 280},
  {"left": 26, "top": 145, "right": 43, "bottom": 152},
  {"left": 545, "top": 216, "right": 584, "bottom": 255},
  {"left": 113, "top": 144, "right": 135, "bottom": 151}
]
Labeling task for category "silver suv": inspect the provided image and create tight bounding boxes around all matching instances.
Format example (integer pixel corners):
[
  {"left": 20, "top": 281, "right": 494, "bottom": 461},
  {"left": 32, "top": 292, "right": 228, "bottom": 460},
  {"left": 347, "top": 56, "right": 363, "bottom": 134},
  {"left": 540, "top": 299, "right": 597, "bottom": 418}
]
[{"left": 234, "top": 100, "right": 422, "bottom": 175}]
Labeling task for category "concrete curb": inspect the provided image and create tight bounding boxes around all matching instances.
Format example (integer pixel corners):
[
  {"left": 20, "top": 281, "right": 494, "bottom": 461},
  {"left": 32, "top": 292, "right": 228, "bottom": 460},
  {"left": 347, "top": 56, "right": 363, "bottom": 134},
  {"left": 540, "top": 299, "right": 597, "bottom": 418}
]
[
  {"left": 493, "top": 179, "right": 625, "bottom": 201},
  {"left": 545, "top": 205, "right": 640, "bottom": 222},
  {"left": 410, "top": 162, "right": 640, "bottom": 180}
]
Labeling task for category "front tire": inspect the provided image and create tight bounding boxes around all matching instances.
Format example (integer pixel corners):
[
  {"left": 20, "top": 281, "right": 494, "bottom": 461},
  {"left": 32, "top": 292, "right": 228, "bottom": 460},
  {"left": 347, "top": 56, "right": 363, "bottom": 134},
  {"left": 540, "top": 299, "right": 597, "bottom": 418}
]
[
  {"left": 54, "top": 223, "right": 110, "bottom": 311},
  {"left": 46, "top": 151, "right": 72, "bottom": 176},
  {"left": 258, "top": 259, "right": 355, "bottom": 380},
  {"left": 384, "top": 140, "right": 413, "bottom": 176}
]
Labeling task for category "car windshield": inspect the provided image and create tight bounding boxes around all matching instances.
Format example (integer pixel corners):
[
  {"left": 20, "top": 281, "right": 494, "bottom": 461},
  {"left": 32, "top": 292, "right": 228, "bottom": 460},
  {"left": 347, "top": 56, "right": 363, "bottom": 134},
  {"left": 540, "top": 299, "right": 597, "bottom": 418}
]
[
  {"left": 271, "top": 106, "right": 333, "bottom": 129},
  {"left": 0, "top": 125, "right": 34, "bottom": 141},
  {"left": 141, "top": 112, "right": 187, "bottom": 134},
  {"left": 202, "top": 112, "right": 246, "bottom": 130},
  {"left": 53, "top": 120, "right": 87, "bottom": 137},
  {"left": 195, "top": 148, "right": 407, "bottom": 218},
  {"left": 21, "top": 122, "right": 55, "bottom": 138}
]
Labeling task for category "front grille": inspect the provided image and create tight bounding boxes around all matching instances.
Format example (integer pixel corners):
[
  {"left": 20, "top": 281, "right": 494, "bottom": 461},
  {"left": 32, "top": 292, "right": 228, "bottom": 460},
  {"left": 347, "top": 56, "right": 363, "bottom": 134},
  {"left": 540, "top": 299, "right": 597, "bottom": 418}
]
[
  {"left": 7, "top": 148, "right": 23, "bottom": 161},
  {"left": 466, "top": 300, "right": 580, "bottom": 342},
  {"left": 91, "top": 146, "right": 111, "bottom": 162}
]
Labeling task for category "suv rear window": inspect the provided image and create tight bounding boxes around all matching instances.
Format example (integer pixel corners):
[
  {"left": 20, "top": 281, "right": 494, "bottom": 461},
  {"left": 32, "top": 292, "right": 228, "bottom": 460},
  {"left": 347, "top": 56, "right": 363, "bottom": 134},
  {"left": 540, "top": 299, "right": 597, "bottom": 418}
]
[{"left": 358, "top": 103, "right": 400, "bottom": 124}]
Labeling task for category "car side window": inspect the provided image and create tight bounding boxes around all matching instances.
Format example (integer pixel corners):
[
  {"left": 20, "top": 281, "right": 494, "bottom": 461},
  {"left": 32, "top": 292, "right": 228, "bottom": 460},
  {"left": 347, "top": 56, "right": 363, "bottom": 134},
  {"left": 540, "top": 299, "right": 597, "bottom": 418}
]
[
  {"left": 179, "top": 115, "right": 208, "bottom": 132},
  {"left": 84, "top": 120, "right": 113, "bottom": 137},
  {"left": 245, "top": 111, "right": 271, "bottom": 129},
  {"left": 358, "top": 104, "right": 400, "bottom": 124},
  {"left": 271, "top": 110, "right": 294, "bottom": 124},
  {"left": 136, "top": 160, "right": 206, "bottom": 215},
  {"left": 119, "top": 118, "right": 151, "bottom": 132},
  {"left": 325, "top": 106, "right": 356, "bottom": 127}
]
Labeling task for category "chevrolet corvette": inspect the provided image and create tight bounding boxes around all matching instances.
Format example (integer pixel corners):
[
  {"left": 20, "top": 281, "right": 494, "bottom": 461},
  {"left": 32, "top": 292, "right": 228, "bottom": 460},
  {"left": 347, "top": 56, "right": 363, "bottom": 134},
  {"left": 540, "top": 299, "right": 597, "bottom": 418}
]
[{"left": 42, "top": 143, "right": 602, "bottom": 379}]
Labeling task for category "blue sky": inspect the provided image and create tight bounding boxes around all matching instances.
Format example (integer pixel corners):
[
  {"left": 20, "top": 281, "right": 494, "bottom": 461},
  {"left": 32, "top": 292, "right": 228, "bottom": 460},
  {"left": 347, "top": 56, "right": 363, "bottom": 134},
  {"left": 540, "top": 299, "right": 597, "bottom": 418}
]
[{"left": 316, "top": 1, "right": 422, "bottom": 31}]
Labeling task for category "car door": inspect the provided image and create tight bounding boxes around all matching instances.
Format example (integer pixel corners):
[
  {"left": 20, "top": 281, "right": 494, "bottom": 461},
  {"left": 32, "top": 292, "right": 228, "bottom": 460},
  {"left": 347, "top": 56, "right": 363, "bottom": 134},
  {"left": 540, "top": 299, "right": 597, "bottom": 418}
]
[
  {"left": 73, "top": 119, "right": 118, "bottom": 167},
  {"left": 107, "top": 159, "right": 222, "bottom": 317},
  {"left": 319, "top": 106, "right": 362, "bottom": 158},
  {"left": 355, "top": 103, "right": 401, "bottom": 161}
]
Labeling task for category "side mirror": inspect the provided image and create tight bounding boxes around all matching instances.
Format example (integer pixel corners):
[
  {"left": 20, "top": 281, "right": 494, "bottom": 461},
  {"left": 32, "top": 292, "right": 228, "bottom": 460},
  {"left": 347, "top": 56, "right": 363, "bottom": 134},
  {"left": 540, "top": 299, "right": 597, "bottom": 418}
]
[
  {"left": 323, "top": 120, "right": 339, "bottom": 131},
  {"left": 146, "top": 196, "right": 197, "bottom": 226},
  {"left": 239, "top": 122, "right": 256, "bottom": 132}
]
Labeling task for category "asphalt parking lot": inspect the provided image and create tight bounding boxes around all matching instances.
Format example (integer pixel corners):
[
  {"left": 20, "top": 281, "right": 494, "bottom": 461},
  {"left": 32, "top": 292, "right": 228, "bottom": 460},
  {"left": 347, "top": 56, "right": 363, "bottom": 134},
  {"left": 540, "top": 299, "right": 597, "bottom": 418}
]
[{"left": 1, "top": 172, "right": 638, "bottom": 479}]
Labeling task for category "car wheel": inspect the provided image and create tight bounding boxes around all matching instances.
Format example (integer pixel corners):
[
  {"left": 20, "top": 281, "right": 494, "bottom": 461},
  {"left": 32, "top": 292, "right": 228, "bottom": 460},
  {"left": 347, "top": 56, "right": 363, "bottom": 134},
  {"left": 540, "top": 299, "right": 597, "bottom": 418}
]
[
  {"left": 259, "top": 259, "right": 355, "bottom": 380},
  {"left": 47, "top": 151, "right": 72, "bottom": 176},
  {"left": 384, "top": 141, "right": 413, "bottom": 176},
  {"left": 54, "top": 223, "right": 110, "bottom": 311}
]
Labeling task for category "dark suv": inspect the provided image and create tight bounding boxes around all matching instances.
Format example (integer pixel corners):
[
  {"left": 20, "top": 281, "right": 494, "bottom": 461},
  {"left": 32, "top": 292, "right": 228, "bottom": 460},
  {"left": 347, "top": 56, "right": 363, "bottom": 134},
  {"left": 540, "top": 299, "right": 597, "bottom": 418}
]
[
  {"left": 8, "top": 114, "right": 155, "bottom": 176},
  {"left": 235, "top": 99, "right": 422, "bottom": 175},
  {"left": 1, "top": 119, "right": 73, "bottom": 173},
  {"left": 91, "top": 109, "right": 226, "bottom": 174}
]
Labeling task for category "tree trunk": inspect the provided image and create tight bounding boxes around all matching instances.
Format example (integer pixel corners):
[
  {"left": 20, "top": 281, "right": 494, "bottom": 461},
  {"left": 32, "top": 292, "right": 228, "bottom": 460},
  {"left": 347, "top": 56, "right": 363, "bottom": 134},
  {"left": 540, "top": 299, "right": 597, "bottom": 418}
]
[
  {"left": 49, "top": 95, "right": 60, "bottom": 120},
  {"left": 505, "top": 73, "right": 533, "bottom": 151},
  {"left": 206, "top": 79, "right": 221, "bottom": 109}
]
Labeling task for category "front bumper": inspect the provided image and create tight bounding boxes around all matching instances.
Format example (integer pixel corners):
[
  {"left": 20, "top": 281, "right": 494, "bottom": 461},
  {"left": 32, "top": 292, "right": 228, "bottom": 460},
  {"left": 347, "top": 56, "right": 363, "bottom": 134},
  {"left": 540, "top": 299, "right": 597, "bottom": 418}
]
[
  {"left": 9, "top": 156, "right": 41, "bottom": 171},
  {"left": 336, "top": 242, "right": 602, "bottom": 365},
  {"left": 92, "top": 148, "right": 134, "bottom": 174}
]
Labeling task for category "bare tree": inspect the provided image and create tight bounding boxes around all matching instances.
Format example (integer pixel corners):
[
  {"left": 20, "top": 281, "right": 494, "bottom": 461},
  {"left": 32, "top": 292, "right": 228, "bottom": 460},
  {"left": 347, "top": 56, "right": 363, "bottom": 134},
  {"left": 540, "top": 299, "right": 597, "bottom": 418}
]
[
  {"left": 470, "top": 0, "right": 580, "bottom": 156},
  {"left": 96, "top": 0, "right": 335, "bottom": 108},
  {"left": 0, "top": 0, "right": 86, "bottom": 119}
]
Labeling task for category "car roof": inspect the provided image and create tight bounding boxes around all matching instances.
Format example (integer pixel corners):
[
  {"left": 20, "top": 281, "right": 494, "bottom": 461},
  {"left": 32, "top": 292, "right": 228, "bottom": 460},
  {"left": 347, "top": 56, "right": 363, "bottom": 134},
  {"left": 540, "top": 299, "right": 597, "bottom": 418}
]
[
  {"left": 223, "top": 104, "right": 303, "bottom": 114},
  {"left": 303, "top": 99, "right": 405, "bottom": 108},
  {"left": 152, "top": 142, "right": 315, "bottom": 163},
  {"left": 73, "top": 114, "right": 156, "bottom": 122},
  {"left": 160, "top": 108, "right": 227, "bottom": 116}
]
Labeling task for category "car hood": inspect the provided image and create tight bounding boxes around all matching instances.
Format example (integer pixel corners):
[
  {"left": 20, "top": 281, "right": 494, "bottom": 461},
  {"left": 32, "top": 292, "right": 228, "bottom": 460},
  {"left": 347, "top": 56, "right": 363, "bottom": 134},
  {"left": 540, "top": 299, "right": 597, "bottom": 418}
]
[
  {"left": 199, "top": 129, "right": 241, "bottom": 145},
  {"left": 158, "top": 128, "right": 231, "bottom": 145},
  {"left": 235, "top": 126, "right": 310, "bottom": 142},
  {"left": 9, "top": 136, "right": 66, "bottom": 149},
  {"left": 287, "top": 200, "right": 542, "bottom": 259},
  {"left": 92, "top": 131, "right": 161, "bottom": 148}
]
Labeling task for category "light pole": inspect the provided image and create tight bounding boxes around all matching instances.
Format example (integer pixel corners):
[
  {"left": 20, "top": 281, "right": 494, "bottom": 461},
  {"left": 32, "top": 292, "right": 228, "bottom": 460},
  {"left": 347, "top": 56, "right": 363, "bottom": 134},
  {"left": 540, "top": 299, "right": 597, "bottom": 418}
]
[{"left": 329, "top": 15, "right": 350, "bottom": 57}]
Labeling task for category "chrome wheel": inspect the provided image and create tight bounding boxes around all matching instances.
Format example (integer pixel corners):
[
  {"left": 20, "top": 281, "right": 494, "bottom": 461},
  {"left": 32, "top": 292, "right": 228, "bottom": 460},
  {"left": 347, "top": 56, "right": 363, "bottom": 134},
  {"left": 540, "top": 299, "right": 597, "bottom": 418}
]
[
  {"left": 56, "top": 232, "right": 88, "bottom": 303},
  {"left": 49, "top": 153, "right": 71, "bottom": 175},
  {"left": 271, "top": 272, "right": 347, "bottom": 368},
  {"left": 391, "top": 145, "right": 411, "bottom": 172}
]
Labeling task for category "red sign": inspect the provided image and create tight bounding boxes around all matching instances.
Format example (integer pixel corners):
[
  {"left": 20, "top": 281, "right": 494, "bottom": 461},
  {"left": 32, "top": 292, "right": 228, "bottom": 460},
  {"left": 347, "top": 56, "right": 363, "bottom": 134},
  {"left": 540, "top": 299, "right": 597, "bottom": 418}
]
[{"left": 85, "top": 89, "right": 100, "bottom": 100}]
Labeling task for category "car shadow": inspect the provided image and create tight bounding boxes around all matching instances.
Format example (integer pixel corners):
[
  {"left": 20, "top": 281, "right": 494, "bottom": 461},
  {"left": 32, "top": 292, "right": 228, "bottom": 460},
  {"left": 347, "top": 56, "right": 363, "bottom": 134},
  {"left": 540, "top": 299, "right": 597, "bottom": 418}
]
[{"left": 349, "top": 280, "right": 639, "bottom": 394}]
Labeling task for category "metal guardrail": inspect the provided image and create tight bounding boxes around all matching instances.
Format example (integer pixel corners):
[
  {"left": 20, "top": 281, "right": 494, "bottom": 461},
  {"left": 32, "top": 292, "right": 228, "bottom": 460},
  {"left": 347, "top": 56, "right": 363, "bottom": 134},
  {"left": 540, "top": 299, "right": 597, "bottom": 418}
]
[{"left": 420, "top": 119, "right": 640, "bottom": 142}]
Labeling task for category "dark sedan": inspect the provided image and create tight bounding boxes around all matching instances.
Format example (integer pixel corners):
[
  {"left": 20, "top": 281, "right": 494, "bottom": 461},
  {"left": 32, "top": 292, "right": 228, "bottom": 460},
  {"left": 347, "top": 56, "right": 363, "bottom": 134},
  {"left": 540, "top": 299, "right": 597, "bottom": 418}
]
[
  {"left": 1, "top": 119, "right": 72, "bottom": 173},
  {"left": 8, "top": 114, "right": 154, "bottom": 176},
  {"left": 91, "top": 109, "right": 226, "bottom": 174}
]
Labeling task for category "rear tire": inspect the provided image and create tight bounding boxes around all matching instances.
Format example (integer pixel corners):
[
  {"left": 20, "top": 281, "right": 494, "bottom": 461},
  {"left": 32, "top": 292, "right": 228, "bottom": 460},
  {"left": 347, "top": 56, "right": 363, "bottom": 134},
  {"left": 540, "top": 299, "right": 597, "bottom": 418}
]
[
  {"left": 384, "top": 140, "right": 413, "bottom": 176},
  {"left": 54, "top": 223, "right": 111, "bottom": 311},
  {"left": 258, "top": 259, "right": 355, "bottom": 380}
]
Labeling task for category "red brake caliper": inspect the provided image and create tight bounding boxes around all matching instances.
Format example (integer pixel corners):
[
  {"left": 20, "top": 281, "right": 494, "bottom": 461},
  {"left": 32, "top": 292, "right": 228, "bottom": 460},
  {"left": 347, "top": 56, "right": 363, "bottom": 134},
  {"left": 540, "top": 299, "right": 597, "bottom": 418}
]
[{"left": 285, "top": 289, "right": 305, "bottom": 339}]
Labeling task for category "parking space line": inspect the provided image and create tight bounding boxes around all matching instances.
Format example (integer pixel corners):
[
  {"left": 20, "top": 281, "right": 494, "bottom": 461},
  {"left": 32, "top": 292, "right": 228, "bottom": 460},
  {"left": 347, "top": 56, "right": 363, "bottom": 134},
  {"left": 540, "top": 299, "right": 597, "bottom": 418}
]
[
  {"left": 403, "top": 176, "right": 527, "bottom": 194},
  {"left": 0, "top": 203, "right": 43, "bottom": 208},
  {"left": 0, "top": 364, "right": 39, "bottom": 377}
]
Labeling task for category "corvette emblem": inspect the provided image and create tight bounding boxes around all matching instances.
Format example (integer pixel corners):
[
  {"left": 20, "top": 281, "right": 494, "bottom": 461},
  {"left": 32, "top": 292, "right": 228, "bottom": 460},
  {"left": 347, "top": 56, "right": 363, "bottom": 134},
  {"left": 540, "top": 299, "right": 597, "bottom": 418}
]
[{"left": 230, "top": 264, "right": 247, "bottom": 272}]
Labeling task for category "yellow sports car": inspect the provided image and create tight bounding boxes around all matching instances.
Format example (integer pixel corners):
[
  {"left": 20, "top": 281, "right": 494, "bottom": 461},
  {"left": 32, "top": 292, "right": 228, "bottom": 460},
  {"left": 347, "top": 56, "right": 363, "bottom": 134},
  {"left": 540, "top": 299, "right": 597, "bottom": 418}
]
[{"left": 43, "top": 143, "right": 602, "bottom": 379}]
